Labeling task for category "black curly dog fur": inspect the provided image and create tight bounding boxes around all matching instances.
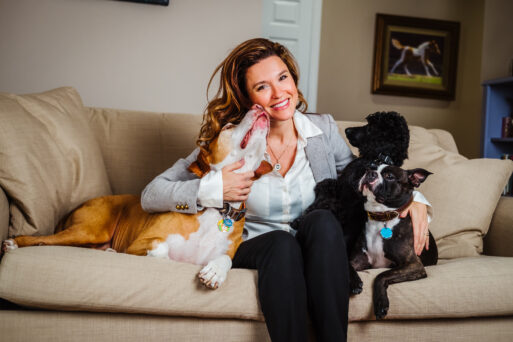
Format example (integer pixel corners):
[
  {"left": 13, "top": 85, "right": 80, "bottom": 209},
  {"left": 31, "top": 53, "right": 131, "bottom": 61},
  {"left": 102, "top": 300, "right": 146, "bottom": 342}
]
[{"left": 290, "top": 111, "right": 410, "bottom": 295}]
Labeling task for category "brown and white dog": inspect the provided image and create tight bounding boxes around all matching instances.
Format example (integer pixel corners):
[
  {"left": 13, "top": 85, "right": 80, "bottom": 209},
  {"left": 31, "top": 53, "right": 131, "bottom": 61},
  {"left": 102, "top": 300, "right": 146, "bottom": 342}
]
[{"left": 1, "top": 105, "right": 272, "bottom": 289}]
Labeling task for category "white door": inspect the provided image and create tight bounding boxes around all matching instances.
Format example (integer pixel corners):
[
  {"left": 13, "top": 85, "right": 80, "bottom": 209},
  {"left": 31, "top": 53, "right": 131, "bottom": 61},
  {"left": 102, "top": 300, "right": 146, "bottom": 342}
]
[{"left": 262, "top": 0, "right": 323, "bottom": 111}]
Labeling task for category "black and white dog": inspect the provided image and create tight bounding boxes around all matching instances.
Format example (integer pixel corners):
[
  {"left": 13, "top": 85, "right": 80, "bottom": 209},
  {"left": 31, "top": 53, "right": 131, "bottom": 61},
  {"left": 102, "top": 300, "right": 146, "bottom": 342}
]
[
  {"left": 351, "top": 165, "right": 438, "bottom": 319},
  {"left": 291, "top": 111, "right": 410, "bottom": 294}
]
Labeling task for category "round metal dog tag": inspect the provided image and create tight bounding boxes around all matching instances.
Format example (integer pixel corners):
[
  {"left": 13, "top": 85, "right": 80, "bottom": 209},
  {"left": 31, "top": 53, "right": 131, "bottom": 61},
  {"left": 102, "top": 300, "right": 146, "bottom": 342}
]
[{"left": 380, "top": 227, "right": 393, "bottom": 239}]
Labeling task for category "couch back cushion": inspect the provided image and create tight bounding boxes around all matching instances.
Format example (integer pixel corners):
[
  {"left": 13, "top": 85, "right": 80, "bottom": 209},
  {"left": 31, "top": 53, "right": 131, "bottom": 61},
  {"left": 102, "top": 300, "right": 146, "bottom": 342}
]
[
  {"left": 337, "top": 121, "right": 513, "bottom": 259},
  {"left": 403, "top": 134, "right": 513, "bottom": 258},
  {"left": 0, "top": 87, "right": 112, "bottom": 237},
  {"left": 86, "top": 107, "right": 203, "bottom": 195}
]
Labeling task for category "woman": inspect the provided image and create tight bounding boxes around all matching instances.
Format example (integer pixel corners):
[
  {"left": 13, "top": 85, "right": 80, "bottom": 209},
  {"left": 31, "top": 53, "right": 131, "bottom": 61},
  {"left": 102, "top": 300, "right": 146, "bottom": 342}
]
[{"left": 141, "top": 38, "right": 431, "bottom": 342}]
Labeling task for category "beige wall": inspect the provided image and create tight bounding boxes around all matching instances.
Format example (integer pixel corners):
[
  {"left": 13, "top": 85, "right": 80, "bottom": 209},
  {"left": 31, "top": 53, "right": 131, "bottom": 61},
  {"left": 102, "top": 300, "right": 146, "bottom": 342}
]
[
  {"left": 317, "top": 0, "right": 485, "bottom": 158},
  {"left": 1, "top": 0, "right": 510, "bottom": 158},
  {"left": 0, "top": 0, "right": 262, "bottom": 114},
  {"left": 481, "top": 0, "right": 513, "bottom": 80}
]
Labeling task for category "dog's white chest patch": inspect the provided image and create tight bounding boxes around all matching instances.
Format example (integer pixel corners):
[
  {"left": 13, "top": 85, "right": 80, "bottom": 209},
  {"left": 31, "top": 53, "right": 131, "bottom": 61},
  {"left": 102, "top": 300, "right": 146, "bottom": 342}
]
[
  {"left": 364, "top": 218, "right": 398, "bottom": 268},
  {"left": 162, "top": 209, "right": 232, "bottom": 266}
]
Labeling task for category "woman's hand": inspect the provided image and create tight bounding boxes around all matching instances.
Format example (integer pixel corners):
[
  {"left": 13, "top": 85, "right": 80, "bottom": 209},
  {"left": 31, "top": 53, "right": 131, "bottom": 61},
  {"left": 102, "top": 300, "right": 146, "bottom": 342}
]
[
  {"left": 400, "top": 201, "right": 429, "bottom": 255},
  {"left": 222, "top": 159, "right": 254, "bottom": 202}
]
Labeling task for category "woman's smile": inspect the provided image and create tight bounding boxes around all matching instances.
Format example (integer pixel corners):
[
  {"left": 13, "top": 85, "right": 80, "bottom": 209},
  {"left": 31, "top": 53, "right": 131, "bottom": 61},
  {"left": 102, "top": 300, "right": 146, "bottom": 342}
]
[{"left": 271, "top": 98, "right": 290, "bottom": 110}]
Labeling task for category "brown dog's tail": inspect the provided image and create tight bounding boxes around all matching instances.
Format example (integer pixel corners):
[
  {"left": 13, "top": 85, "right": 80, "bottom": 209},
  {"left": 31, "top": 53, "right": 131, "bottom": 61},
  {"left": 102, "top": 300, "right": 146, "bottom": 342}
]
[{"left": 391, "top": 39, "right": 403, "bottom": 50}]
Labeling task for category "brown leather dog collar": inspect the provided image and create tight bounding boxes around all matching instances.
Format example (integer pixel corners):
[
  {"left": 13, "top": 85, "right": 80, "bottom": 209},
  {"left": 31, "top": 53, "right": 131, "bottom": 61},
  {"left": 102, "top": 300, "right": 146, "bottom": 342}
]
[
  {"left": 219, "top": 202, "right": 246, "bottom": 222},
  {"left": 366, "top": 196, "right": 414, "bottom": 222}
]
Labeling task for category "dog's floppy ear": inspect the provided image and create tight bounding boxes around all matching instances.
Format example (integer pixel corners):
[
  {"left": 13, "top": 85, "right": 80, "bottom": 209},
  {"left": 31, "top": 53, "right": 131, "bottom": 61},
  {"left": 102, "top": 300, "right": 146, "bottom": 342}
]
[
  {"left": 188, "top": 150, "right": 211, "bottom": 178},
  {"left": 252, "top": 160, "right": 273, "bottom": 180},
  {"left": 407, "top": 168, "right": 432, "bottom": 188}
]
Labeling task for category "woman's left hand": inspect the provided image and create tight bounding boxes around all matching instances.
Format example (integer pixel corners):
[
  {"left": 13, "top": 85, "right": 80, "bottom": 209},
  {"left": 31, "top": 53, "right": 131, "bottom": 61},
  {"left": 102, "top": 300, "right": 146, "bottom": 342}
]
[{"left": 400, "top": 201, "right": 429, "bottom": 256}]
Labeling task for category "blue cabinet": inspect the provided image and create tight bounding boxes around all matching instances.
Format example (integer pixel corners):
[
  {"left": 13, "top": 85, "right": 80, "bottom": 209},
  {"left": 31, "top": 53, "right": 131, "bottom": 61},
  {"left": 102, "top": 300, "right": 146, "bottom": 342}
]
[{"left": 481, "top": 77, "right": 513, "bottom": 158}]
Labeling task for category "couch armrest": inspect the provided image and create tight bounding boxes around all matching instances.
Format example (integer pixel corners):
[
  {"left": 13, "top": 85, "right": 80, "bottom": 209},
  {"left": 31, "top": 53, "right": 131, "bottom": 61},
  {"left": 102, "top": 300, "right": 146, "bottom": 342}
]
[
  {"left": 483, "top": 196, "right": 513, "bottom": 257},
  {"left": 0, "top": 187, "right": 8, "bottom": 241}
]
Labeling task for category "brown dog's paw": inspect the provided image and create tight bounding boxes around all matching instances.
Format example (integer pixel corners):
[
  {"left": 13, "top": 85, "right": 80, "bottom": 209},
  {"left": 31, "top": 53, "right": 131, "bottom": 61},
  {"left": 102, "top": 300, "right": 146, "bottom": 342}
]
[
  {"left": 198, "top": 269, "right": 222, "bottom": 290},
  {"left": 1, "top": 239, "right": 18, "bottom": 256},
  {"left": 198, "top": 274, "right": 219, "bottom": 290},
  {"left": 197, "top": 256, "right": 231, "bottom": 290}
]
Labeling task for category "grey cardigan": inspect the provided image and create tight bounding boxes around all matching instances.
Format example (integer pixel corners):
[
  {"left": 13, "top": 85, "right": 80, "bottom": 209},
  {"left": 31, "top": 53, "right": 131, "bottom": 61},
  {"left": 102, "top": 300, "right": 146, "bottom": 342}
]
[{"left": 141, "top": 113, "right": 354, "bottom": 214}]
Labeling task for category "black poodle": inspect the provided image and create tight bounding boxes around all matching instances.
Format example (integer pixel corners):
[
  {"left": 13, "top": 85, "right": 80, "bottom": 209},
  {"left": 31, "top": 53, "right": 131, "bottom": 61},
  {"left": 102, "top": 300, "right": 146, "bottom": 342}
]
[{"left": 291, "top": 111, "right": 409, "bottom": 294}]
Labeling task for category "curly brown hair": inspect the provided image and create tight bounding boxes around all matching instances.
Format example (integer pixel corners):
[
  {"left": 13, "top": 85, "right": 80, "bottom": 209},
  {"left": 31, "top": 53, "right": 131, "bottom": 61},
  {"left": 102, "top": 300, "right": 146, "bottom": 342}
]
[{"left": 197, "top": 38, "right": 308, "bottom": 153}]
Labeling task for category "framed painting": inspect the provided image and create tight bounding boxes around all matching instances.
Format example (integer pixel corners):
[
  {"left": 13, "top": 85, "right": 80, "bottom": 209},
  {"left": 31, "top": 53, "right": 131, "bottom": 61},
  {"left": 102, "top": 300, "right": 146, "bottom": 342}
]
[{"left": 371, "top": 14, "right": 460, "bottom": 100}]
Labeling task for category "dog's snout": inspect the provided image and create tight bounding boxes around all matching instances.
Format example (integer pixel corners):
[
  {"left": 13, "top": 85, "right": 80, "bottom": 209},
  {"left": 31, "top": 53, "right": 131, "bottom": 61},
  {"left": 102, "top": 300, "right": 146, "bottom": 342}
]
[
  {"left": 366, "top": 170, "right": 378, "bottom": 181},
  {"left": 345, "top": 126, "right": 364, "bottom": 147}
]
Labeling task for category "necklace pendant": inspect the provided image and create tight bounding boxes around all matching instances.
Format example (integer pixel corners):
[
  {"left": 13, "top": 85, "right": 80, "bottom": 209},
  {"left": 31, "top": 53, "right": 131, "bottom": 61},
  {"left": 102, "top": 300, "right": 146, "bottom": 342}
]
[{"left": 274, "top": 163, "right": 281, "bottom": 171}]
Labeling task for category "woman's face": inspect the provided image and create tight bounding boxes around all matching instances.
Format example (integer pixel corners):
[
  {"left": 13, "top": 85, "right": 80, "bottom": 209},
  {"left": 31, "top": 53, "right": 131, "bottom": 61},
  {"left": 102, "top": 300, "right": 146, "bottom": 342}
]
[{"left": 245, "top": 56, "right": 298, "bottom": 122}]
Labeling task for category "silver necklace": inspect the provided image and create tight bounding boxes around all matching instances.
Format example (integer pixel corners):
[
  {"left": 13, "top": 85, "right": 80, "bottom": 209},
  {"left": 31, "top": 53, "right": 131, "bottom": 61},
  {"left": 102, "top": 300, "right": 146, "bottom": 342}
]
[{"left": 268, "top": 139, "right": 293, "bottom": 171}]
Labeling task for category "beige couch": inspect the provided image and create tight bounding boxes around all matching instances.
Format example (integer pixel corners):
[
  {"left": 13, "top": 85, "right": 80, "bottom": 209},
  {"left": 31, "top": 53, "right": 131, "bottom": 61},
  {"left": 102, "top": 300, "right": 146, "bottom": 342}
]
[{"left": 1, "top": 87, "right": 513, "bottom": 341}]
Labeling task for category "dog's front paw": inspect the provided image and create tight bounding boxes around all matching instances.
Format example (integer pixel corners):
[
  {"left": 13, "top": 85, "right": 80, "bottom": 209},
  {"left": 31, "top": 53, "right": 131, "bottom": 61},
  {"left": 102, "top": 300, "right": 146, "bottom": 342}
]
[
  {"left": 349, "top": 268, "right": 363, "bottom": 295},
  {"left": 2, "top": 239, "right": 18, "bottom": 255},
  {"left": 374, "top": 294, "right": 390, "bottom": 319},
  {"left": 198, "top": 255, "right": 232, "bottom": 290}
]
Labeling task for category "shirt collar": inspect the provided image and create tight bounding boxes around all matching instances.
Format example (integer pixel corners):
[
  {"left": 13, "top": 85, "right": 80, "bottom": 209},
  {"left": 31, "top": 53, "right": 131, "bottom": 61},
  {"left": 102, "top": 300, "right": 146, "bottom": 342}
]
[{"left": 293, "top": 110, "right": 323, "bottom": 146}]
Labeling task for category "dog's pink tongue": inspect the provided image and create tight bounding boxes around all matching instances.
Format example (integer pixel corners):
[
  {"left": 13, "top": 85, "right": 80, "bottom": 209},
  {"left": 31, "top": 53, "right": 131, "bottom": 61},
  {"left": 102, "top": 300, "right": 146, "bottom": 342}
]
[{"left": 241, "top": 131, "right": 250, "bottom": 149}]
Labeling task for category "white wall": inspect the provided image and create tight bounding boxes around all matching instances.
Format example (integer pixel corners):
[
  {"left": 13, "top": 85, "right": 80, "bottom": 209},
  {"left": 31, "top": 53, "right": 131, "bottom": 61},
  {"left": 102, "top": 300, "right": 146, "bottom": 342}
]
[{"left": 0, "top": 0, "right": 262, "bottom": 114}]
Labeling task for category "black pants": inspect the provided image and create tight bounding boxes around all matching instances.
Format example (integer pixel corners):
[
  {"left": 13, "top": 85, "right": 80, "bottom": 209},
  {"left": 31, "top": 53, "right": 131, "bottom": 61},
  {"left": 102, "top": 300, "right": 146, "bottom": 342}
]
[{"left": 232, "top": 209, "right": 349, "bottom": 342}]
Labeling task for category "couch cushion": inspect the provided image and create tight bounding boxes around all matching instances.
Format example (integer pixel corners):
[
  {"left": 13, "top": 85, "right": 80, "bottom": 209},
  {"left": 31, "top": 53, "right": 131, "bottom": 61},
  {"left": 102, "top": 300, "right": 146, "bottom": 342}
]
[
  {"left": 403, "top": 131, "right": 513, "bottom": 258},
  {"left": 0, "top": 246, "right": 263, "bottom": 321},
  {"left": 336, "top": 121, "right": 513, "bottom": 259},
  {"left": 0, "top": 87, "right": 112, "bottom": 237},
  {"left": 1, "top": 246, "right": 513, "bottom": 321},
  {"left": 85, "top": 107, "right": 203, "bottom": 195},
  {"left": 350, "top": 256, "right": 513, "bottom": 321}
]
